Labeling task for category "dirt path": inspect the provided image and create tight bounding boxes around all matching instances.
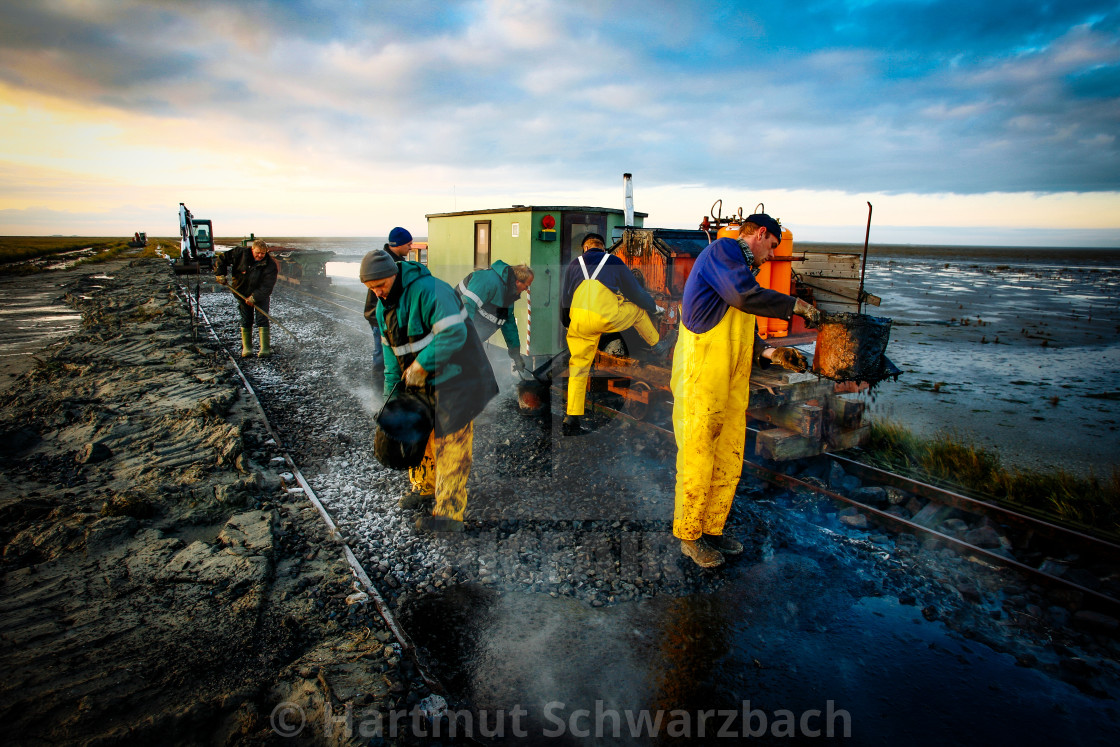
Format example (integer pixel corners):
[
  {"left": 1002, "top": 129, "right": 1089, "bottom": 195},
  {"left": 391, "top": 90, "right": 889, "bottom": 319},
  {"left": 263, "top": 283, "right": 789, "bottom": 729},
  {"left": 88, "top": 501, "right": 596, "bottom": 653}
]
[{"left": 0, "top": 260, "right": 420, "bottom": 744}]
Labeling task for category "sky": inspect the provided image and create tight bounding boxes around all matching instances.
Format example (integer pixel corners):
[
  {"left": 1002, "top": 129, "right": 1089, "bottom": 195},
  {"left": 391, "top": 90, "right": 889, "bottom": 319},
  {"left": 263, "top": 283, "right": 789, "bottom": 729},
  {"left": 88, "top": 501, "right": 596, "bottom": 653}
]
[{"left": 1, "top": 0, "right": 1119, "bottom": 246}]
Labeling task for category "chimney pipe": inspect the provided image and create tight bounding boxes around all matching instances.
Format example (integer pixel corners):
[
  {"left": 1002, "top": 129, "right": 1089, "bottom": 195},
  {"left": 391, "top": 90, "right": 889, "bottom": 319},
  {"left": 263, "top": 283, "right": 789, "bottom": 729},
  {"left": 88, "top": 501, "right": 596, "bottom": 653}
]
[{"left": 623, "top": 173, "right": 634, "bottom": 227}]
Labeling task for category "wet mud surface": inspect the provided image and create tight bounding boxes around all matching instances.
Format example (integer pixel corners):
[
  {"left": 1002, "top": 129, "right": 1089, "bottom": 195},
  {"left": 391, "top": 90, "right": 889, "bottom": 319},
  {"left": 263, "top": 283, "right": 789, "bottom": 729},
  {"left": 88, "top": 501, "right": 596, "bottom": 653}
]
[
  {"left": 859, "top": 254, "right": 1120, "bottom": 476},
  {"left": 0, "top": 260, "right": 420, "bottom": 745}
]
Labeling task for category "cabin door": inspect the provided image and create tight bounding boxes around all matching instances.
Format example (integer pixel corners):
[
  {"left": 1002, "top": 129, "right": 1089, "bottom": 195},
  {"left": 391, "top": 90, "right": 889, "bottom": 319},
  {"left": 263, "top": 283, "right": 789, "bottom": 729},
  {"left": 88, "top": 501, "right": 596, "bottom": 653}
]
[{"left": 560, "top": 213, "right": 608, "bottom": 269}]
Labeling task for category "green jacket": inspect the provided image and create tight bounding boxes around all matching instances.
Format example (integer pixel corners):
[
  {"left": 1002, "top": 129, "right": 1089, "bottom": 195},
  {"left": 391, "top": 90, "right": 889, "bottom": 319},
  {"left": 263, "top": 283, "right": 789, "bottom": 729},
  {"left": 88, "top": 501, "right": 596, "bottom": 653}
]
[
  {"left": 375, "top": 261, "right": 497, "bottom": 435},
  {"left": 456, "top": 260, "right": 521, "bottom": 350}
]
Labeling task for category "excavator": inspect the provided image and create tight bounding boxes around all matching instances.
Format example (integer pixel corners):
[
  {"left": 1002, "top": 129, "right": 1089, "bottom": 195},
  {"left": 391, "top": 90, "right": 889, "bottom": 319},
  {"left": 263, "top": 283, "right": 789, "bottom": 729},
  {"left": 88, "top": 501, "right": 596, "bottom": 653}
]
[{"left": 174, "top": 203, "right": 215, "bottom": 275}]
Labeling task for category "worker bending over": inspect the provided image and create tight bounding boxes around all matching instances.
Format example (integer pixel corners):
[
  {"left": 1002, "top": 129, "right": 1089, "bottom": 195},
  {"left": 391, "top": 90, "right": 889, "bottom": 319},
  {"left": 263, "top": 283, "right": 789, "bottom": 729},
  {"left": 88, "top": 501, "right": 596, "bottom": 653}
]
[
  {"left": 561, "top": 233, "right": 664, "bottom": 436},
  {"left": 214, "top": 239, "right": 278, "bottom": 358},
  {"left": 672, "top": 213, "right": 821, "bottom": 568},
  {"left": 456, "top": 261, "right": 534, "bottom": 374},
  {"left": 361, "top": 249, "right": 498, "bottom": 532},
  {"left": 364, "top": 227, "right": 415, "bottom": 374}
]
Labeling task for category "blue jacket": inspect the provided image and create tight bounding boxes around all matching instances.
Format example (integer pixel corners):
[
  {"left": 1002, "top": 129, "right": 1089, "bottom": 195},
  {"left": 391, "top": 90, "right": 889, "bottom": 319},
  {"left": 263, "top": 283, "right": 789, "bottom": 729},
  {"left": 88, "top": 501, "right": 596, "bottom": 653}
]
[
  {"left": 681, "top": 238, "right": 795, "bottom": 334},
  {"left": 561, "top": 249, "right": 657, "bottom": 326}
]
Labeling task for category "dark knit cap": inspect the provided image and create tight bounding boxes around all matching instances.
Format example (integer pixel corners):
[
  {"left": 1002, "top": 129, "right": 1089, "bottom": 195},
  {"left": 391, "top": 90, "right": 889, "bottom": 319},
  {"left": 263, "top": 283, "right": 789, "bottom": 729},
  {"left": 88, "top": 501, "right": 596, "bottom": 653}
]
[
  {"left": 387, "top": 227, "right": 413, "bottom": 247},
  {"left": 744, "top": 213, "right": 783, "bottom": 238},
  {"left": 360, "top": 250, "right": 398, "bottom": 282}
]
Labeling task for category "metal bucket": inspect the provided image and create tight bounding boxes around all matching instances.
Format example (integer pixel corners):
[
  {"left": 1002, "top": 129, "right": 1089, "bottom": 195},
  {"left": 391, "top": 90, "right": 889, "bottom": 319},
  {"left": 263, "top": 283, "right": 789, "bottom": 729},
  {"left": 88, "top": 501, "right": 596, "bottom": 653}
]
[
  {"left": 517, "top": 378, "right": 550, "bottom": 413},
  {"left": 516, "top": 353, "right": 564, "bottom": 414},
  {"left": 812, "top": 311, "right": 893, "bottom": 382}
]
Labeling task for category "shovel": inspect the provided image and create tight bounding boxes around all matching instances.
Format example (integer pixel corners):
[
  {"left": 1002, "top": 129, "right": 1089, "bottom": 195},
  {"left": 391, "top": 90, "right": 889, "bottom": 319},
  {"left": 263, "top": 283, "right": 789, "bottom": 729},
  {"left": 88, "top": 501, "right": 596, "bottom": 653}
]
[
  {"left": 222, "top": 283, "right": 302, "bottom": 344},
  {"left": 515, "top": 352, "right": 566, "bottom": 412}
]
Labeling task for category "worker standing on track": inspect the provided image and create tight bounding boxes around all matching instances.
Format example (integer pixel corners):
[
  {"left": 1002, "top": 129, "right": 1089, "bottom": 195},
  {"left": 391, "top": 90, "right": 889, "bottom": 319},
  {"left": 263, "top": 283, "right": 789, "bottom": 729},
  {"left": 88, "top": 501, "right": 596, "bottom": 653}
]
[
  {"left": 561, "top": 232, "right": 665, "bottom": 436},
  {"left": 456, "top": 261, "right": 534, "bottom": 374},
  {"left": 214, "top": 239, "right": 278, "bottom": 358},
  {"left": 361, "top": 249, "right": 498, "bottom": 532},
  {"left": 672, "top": 213, "right": 821, "bottom": 568},
  {"left": 364, "top": 227, "right": 415, "bottom": 374}
]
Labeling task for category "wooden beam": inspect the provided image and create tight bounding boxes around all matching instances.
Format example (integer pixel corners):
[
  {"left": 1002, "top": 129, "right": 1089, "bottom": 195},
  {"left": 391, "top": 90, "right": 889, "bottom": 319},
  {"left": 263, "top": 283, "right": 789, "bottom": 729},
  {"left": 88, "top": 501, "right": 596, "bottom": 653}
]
[
  {"left": 829, "top": 393, "right": 865, "bottom": 429},
  {"left": 756, "top": 427, "right": 825, "bottom": 460},
  {"left": 825, "top": 423, "right": 870, "bottom": 451},
  {"left": 751, "top": 403, "right": 823, "bottom": 439},
  {"left": 800, "top": 277, "right": 881, "bottom": 306}
]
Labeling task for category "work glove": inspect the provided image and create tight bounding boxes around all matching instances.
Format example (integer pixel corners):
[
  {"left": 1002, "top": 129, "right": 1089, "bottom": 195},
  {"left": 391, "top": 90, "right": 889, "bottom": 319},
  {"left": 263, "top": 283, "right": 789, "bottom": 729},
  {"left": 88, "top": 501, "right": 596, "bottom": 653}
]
[
  {"left": 770, "top": 347, "right": 809, "bottom": 372},
  {"left": 404, "top": 359, "right": 428, "bottom": 388},
  {"left": 214, "top": 275, "right": 227, "bottom": 285},
  {"left": 509, "top": 350, "right": 526, "bottom": 374},
  {"left": 793, "top": 298, "right": 821, "bottom": 328}
]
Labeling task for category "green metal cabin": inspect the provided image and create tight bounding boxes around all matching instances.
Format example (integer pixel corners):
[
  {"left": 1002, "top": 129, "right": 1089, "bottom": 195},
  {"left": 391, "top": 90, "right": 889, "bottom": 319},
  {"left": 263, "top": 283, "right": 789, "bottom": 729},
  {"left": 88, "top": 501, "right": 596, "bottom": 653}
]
[{"left": 425, "top": 206, "right": 646, "bottom": 361}]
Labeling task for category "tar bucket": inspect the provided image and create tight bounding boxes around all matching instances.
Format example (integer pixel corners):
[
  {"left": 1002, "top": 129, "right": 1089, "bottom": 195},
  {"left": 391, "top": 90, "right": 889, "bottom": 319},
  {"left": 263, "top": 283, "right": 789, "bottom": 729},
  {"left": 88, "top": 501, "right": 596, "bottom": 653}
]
[
  {"left": 516, "top": 378, "right": 550, "bottom": 413},
  {"left": 812, "top": 311, "right": 893, "bottom": 382},
  {"left": 374, "top": 386, "right": 433, "bottom": 470}
]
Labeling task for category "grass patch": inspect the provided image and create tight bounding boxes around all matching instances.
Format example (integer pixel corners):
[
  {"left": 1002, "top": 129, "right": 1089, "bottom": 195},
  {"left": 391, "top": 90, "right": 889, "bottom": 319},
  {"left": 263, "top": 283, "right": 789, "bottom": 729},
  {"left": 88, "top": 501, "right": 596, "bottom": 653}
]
[
  {"left": 0, "top": 236, "right": 171, "bottom": 275},
  {"left": 865, "top": 420, "right": 1120, "bottom": 535}
]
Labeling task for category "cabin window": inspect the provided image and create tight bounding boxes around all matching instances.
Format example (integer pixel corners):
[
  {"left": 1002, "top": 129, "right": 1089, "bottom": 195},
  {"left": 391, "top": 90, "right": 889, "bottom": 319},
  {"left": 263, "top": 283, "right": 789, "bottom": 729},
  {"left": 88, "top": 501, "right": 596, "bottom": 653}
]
[{"left": 474, "top": 220, "right": 491, "bottom": 269}]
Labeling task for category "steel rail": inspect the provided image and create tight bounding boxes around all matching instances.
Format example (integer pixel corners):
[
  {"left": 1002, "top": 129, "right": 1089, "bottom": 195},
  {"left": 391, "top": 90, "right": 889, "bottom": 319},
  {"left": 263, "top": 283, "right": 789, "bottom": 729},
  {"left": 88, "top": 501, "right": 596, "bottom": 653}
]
[
  {"left": 172, "top": 280, "right": 450, "bottom": 698},
  {"left": 579, "top": 394, "right": 1120, "bottom": 616},
  {"left": 829, "top": 453, "right": 1120, "bottom": 560}
]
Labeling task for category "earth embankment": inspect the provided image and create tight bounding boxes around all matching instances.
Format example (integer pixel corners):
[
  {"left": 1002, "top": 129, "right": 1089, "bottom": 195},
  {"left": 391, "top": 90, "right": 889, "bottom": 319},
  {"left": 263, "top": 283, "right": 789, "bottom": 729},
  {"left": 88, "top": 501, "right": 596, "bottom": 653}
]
[{"left": 0, "top": 259, "right": 416, "bottom": 744}]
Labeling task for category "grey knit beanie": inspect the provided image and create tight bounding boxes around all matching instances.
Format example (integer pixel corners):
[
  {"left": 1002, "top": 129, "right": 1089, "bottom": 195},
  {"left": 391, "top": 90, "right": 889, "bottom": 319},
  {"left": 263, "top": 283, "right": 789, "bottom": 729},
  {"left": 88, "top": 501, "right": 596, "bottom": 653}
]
[{"left": 360, "top": 249, "right": 398, "bottom": 281}]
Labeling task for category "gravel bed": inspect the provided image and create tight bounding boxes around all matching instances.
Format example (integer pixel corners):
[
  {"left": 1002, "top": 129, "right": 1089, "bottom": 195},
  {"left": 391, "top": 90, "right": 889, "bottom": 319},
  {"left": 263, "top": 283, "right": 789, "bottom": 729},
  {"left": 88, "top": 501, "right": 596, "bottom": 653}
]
[{"left": 198, "top": 280, "right": 1120, "bottom": 699}]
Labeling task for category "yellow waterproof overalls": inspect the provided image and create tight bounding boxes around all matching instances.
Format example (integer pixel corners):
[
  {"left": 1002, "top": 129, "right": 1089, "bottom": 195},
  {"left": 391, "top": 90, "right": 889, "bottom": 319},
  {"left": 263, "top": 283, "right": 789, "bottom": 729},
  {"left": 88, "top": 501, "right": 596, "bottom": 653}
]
[
  {"left": 408, "top": 424, "right": 474, "bottom": 521},
  {"left": 670, "top": 306, "right": 755, "bottom": 541},
  {"left": 566, "top": 253, "right": 659, "bottom": 416}
]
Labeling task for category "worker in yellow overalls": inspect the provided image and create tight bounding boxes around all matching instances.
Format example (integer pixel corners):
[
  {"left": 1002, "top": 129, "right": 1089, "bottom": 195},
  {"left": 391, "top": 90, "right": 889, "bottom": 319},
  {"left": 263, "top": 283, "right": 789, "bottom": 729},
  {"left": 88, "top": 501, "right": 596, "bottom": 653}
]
[
  {"left": 672, "top": 213, "right": 821, "bottom": 568},
  {"left": 561, "top": 232, "right": 665, "bottom": 436}
]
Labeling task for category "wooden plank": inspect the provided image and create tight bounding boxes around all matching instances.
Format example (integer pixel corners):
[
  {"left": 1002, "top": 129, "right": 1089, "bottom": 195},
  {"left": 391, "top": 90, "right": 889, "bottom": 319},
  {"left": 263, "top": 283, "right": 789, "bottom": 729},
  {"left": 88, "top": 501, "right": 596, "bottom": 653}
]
[
  {"left": 817, "top": 301, "right": 859, "bottom": 313},
  {"left": 797, "top": 269, "right": 862, "bottom": 280},
  {"left": 756, "top": 427, "right": 825, "bottom": 460},
  {"left": 801, "top": 277, "right": 881, "bottom": 306},
  {"left": 825, "top": 423, "right": 870, "bottom": 451},
  {"left": 751, "top": 403, "right": 823, "bottom": 439},
  {"left": 830, "top": 393, "right": 865, "bottom": 429}
]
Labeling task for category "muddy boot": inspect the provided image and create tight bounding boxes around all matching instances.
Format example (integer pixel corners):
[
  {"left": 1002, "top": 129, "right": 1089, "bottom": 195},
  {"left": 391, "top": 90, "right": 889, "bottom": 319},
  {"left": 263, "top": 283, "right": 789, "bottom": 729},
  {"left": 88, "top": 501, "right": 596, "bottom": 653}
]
[
  {"left": 702, "top": 532, "right": 744, "bottom": 555},
  {"left": 258, "top": 327, "right": 271, "bottom": 358},
  {"left": 562, "top": 415, "right": 589, "bottom": 437},
  {"left": 240, "top": 328, "right": 253, "bottom": 358},
  {"left": 681, "top": 538, "right": 724, "bottom": 568},
  {"left": 415, "top": 515, "right": 464, "bottom": 533},
  {"left": 399, "top": 491, "right": 433, "bottom": 510}
]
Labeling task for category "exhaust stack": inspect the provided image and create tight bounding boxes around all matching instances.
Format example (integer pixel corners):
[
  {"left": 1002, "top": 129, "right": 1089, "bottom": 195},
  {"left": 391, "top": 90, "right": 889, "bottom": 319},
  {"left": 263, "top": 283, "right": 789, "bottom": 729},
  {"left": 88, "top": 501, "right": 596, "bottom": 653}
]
[{"left": 623, "top": 173, "right": 634, "bottom": 227}]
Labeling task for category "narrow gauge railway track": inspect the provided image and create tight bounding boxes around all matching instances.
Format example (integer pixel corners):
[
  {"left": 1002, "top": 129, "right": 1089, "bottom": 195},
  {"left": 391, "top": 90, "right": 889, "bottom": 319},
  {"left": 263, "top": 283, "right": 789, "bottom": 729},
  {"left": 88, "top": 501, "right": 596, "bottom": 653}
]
[
  {"left": 172, "top": 279, "right": 459, "bottom": 711},
  {"left": 281, "top": 281, "right": 1120, "bottom": 617},
  {"left": 593, "top": 396, "right": 1120, "bottom": 617}
]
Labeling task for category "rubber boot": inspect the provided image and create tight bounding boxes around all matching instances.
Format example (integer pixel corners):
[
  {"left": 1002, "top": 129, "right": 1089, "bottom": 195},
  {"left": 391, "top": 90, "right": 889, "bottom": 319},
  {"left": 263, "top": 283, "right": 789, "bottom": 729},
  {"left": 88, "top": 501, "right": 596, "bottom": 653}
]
[
  {"left": 240, "top": 328, "right": 253, "bottom": 358},
  {"left": 562, "top": 415, "right": 589, "bottom": 437},
  {"left": 258, "top": 327, "right": 271, "bottom": 358}
]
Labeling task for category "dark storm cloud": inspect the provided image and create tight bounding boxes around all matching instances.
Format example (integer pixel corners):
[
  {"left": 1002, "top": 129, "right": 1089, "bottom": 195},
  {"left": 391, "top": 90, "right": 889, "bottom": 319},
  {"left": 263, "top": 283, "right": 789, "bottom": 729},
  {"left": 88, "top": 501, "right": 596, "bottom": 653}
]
[{"left": 2, "top": 0, "right": 1118, "bottom": 195}]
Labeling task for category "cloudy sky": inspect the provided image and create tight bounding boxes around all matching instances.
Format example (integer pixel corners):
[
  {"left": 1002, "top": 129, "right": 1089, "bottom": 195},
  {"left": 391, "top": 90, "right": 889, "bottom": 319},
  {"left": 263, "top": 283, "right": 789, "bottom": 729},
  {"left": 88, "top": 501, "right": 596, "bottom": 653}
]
[{"left": 1, "top": 0, "right": 1119, "bottom": 245}]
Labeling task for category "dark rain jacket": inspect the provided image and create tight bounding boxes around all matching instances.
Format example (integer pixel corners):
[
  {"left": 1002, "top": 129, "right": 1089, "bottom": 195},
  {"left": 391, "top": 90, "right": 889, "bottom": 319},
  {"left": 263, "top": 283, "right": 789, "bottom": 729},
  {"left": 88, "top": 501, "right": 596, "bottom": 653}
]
[
  {"left": 455, "top": 259, "right": 523, "bottom": 350},
  {"left": 681, "top": 238, "right": 796, "bottom": 333},
  {"left": 376, "top": 261, "right": 498, "bottom": 436},
  {"left": 215, "top": 246, "right": 278, "bottom": 305},
  {"left": 560, "top": 249, "right": 657, "bottom": 327},
  {"left": 681, "top": 237, "right": 798, "bottom": 365}
]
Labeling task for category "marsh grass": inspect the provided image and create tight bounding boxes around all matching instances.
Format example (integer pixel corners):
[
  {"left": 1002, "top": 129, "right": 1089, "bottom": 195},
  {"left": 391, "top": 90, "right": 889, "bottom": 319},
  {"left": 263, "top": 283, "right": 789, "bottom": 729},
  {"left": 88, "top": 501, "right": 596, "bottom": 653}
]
[
  {"left": 866, "top": 420, "right": 1120, "bottom": 535},
  {"left": 0, "top": 236, "right": 167, "bottom": 274}
]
